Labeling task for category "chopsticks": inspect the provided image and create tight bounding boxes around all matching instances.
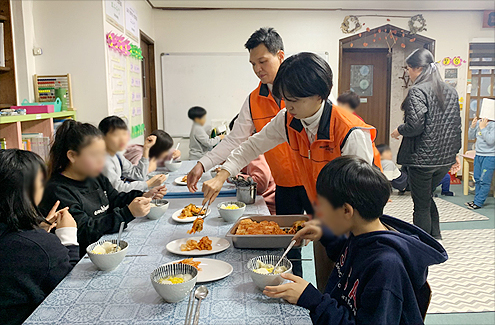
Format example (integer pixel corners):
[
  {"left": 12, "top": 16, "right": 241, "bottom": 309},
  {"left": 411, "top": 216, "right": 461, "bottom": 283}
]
[{"left": 184, "top": 287, "right": 196, "bottom": 325}]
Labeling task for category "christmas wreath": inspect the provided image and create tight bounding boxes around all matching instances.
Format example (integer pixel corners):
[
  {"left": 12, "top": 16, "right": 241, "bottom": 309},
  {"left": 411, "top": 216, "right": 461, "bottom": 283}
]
[
  {"left": 408, "top": 14, "right": 427, "bottom": 34},
  {"left": 341, "top": 15, "right": 362, "bottom": 34}
]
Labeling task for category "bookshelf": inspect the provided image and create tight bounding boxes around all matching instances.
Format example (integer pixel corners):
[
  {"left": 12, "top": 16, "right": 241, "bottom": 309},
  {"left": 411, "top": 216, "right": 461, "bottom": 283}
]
[
  {"left": 0, "top": 111, "right": 76, "bottom": 150},
  {"left": 0, "top": 0, "right": 16, "bottom": 109}
]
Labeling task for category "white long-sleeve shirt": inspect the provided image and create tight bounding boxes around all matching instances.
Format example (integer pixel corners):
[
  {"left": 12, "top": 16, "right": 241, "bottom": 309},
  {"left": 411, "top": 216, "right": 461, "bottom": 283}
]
[
  {"left": 221, "top": 106, "right": 374, "bottom": 177},
  {"left": 102, "top": 153, "right": 149, "bottom": 192}
]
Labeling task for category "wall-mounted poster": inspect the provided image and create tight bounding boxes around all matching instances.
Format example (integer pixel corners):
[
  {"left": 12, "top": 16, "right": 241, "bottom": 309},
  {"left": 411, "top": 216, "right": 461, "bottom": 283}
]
[
  {"left": 483, "top": 10, "right": 495, "bottom": 28},
  {"left": 105, "top": 0, "right": 124, "bottom": 32},
  {"left": 445, "top": 68, "right": 458, "bottom": 79},
  {"left": 125, "top": 4, "right": 139, "bottom": 42}
]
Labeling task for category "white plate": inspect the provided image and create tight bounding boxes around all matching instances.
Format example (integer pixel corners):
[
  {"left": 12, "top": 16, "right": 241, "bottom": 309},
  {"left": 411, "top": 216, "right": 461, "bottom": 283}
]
[
  {"left": 162, "top": 258, "right": 233, "bottom": 283},
  {"left": 171, "top": 206, "right": 211, "bottom": 223},
  {"left": 166, "top": 237, "right": 230, "bottom": 256},
  {"left": 174, "top": 176, "right": 187, "bottom": 186}
]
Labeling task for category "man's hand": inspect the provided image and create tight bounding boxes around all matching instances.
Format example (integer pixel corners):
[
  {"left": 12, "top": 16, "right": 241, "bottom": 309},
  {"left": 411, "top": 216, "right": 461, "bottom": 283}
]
[
  {"left": 202, "top": 169, "right": 230, "bottom": 205},
  {"left": 479, "top": 118, "right": 489, "bottom": 130},
  {"left": 263, "top": 273, "right": 309, "bottom": 304},
  {"left": 292, "top": 220, "right": 323, "bottom": 245},
  {"left": 144, "top": 185, "right": 167, "bottom": 199},
  {"left": 187, "top": 162, "right": 205, "bottom": 193},
  {"left": 391, "top": 128, "right": 401, "bottom": 140}
]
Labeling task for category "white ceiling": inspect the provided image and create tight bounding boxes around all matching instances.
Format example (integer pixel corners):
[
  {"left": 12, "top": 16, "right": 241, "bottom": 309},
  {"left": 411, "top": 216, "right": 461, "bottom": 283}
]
[{"left": 147, "top": 0, "right": 494, "bottom": 11}]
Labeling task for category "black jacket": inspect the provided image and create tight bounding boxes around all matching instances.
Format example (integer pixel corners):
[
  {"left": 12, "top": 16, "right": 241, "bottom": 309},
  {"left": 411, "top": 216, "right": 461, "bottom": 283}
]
[
  {"left": 0, "top": 223, "right": 79, "bottom": 325},
  {"left": 397, "top": 81, "right": 462, "bottom": 167},
  {"left": 39, "top": 173, "right": 142, "bottom": 257}
]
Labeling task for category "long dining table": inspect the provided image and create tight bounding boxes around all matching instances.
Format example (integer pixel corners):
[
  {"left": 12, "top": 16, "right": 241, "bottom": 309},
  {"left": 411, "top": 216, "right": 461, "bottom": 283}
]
[{"left": 25, "top": 178, "right": 312, "bottom": 324}]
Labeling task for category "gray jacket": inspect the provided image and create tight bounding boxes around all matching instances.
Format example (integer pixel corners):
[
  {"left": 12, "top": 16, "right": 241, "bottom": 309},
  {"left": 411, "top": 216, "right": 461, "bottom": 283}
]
[
  {"left": 102, "top": 153, "right": 149, "bottom": 192},
  {"left": 397, "top": 81, "right": 462, "bottom": 167},
  {"left": 189, "top": 123, "right": 221, "bottom": 160}
]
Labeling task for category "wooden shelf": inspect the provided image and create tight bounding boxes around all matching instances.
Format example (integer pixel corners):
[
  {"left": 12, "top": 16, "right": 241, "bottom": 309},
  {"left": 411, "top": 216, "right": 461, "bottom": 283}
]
[
  {"left": 0, "top": 111, "right": 76, "bottom": 124},
  {"left": 0, "top": 103, "right": 16, "bottom": 109},
  {"left": 0, "top": 14, "right": 7, "bottom": 21},
  {"left": 0, "top": 67, "right": 11, "bottom": 73}
]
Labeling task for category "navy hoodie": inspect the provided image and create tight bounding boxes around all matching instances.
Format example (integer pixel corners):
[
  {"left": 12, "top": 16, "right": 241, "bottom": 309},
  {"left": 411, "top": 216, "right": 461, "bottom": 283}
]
[
  {"left": 297, "top": 215, "right": 448, "bottom": 324},
  {"left": 39, "top": 173, "right": 142, "bottom": 257}
]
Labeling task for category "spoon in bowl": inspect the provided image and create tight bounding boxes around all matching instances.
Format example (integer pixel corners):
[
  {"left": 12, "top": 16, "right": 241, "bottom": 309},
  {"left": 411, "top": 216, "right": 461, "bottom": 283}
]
[
  {"left": 115, "top": 222, "right": 125, "bottom": 253},
  {"left": 270, "top": 240, "right": 296, "bottom": 274}
]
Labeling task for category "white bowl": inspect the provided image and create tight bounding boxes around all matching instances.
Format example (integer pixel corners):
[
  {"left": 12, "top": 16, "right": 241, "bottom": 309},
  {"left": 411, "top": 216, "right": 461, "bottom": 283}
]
[
  {"left": 247, "top": 254, "right": 293, "bottom": 290},
  {"left": 147, "top": 199, "right": 170, "bottom": 220},
  {"left": 165, "top": 161, "right": 182, "bottom": 172},
  {"left": 150, "top": 263, "right": 198, "bottom": 303},
  {"left": 147, "top": 171, "right": 169, "bottom": 185},
  {"left": 86, "top": 239, "right": 128, "bottom": 271},
  {"left": 217, "top": 201, "right": 246, "bottom": 223}
]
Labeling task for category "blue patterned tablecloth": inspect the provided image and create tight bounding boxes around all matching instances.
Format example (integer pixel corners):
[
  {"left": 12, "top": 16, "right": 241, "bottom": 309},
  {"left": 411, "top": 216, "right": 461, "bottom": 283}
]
[
  {"left": 160, "top": 160, "right": 236, "bottom": 197},
  {"left": 25, "top": 196, "right": 311, "bottom": 324}
]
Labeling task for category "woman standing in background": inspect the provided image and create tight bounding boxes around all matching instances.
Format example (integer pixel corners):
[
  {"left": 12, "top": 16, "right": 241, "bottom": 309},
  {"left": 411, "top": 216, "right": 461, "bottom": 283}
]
[{"left": 391, "top": 48, "right": 462, "bottom": 241}]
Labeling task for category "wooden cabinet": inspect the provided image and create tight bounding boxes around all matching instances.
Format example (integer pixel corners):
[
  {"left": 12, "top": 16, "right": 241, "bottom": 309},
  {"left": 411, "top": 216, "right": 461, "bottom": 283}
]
[{"left": 0, "top": 0, "right": 17, "bottom": 109}]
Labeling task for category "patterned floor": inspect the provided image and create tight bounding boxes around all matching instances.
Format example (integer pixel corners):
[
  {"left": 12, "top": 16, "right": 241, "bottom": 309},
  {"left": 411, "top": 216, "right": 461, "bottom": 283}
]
[
  {"left": 427, "top": 229, "right": 495, "bottom": 314},
  {"left": 384, "top": 193, "right": 489, "bottom": 224}
]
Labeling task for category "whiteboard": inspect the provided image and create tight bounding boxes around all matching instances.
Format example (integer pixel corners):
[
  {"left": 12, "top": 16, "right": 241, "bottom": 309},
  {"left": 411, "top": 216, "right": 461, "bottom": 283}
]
[{"left": 161, "top": 52, "right": 329, "bottom": 137}]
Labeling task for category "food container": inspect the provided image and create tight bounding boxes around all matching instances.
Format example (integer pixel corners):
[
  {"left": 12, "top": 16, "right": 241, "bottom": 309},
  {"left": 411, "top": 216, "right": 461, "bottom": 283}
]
[
  {"left": 86, "top": 239, "right": 128, "bottom": 271},
  {"left": 147, "top": 199, "right": 170, "bottom": 220},
  {"left": 236, "top": 184, "right": 257, "bottom": 204},
  {"left": 247, "top": 255, "right": 293, "bottom": 290},
  {"left": 150, "top": 263, "right": 198, "bottom": 303},
  {"left": 217, "top": 201, "right": 246, "bottom": 223},
  {"left": 165, "top": 160, "right": 182, "bottom": 172},
  {"left": 225, "top": 215, "right": 309, "bottom": 249}
]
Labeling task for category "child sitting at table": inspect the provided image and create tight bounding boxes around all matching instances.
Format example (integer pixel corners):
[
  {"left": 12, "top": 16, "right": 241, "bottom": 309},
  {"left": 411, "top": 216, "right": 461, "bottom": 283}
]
[
  {"left": 124, "top": 129, "right": 180, "bottom": 173},
  {"left": 39, "top": 120, "right": 167, "bottom": 257},
  {"left": 99, "top": 116, "right": 168, "bottom": 192},
  {"left": 0, "top": 149, "right": 79, "bottom": 325},
  {"left": 188, "top": 106, "right": 225, "bottom": 160},
  {"left": 264, "top": 156, "right": 448, "bottom": 324}
]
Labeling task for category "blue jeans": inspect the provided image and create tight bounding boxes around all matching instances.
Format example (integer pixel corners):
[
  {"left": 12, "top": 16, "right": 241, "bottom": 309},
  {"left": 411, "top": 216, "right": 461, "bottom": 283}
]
[
  {"left": 438, "top": 174, "right": 451, "bottom": 193},
  {"left": 474, "top": 155, "right": 495, "bottom": 206}
]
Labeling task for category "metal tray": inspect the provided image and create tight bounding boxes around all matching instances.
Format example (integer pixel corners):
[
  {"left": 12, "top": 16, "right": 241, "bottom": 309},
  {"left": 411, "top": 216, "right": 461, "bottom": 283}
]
[{"left": 225, "top": 215, "right": 309, "bottom": 249}]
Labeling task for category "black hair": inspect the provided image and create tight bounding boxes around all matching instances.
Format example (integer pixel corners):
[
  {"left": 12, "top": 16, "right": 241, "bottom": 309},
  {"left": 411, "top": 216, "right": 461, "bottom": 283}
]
[
  {"left": 244, "top": 27, "right": 284, "bottom": 55},
  {"left": 188, "top": 106, "right": 207, "bottom": 121},
  {"left": 0, "top": 149, "right": 47, "bottom": 231},
  {"left": 48, "top": 119, "right": 103, "bottom": 177},
  {"left": 229, "top": 114, "right": 239, "bottom": 131},
  {"left": 316, "top": 156, "right": 391, "bottom": 221},
  {"left": 375, "top": 144, "right": 391, "bottom": 156},
  {"left": 272, "top": 52, "right": 333, "bottom": 102},
  {"left": 149, "top": 130, "right": 173, "bottom": 159},
  {"left": 98, "top": 115, "right": 128, "bottom": 135},
  {"left": 337, "top": 91, "right": 360, "bottom": 110},
  {"left": 405, "top": 48, "right": 445, "bottom": 109}
]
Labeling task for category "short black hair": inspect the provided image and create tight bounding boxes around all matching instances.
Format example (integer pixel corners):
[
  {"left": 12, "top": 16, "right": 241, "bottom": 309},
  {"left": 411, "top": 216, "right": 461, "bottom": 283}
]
[
  {"left": 98, "top": 115, "right": 128, "bottom": 135},
  {"left": 337, "top": 91, "right": 360, "bottom": 110},
  {"left": 0, "top": 149, "right": 47, "bottom": 231},
  {"left": 375, "top": 144, "right": 391, "bottom": 156},
  {"left": 272, "top": 52, "right": 333, "bottom": 102},
  {"left": 149, "top": 130, "right": 173, "bottom": 159},
  {"left": 188, "top": 106, "right": 207, "bottom": 120},
  {"left": 316, "top": 156, "right": 391, "bottom": 221},
  {"left": 244, "top": 27, "right": 284, "bottom": 55}
]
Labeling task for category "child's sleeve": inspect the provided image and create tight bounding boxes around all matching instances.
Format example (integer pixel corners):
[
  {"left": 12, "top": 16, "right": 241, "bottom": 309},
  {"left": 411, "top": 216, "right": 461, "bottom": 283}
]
[
  {"left": 103, "top": 158, "right": 148, "bottom": 193},
  {"left": 481, "top": 124, "right": 495, "bottom": 146},
  {"left": 468, "top": 122, "right": 478, "bottom": 140},
  {"left": 102, "top": 175, "right": 144, "bottom": 209},
  {"left": 120, "top": 154, "right": 149, "bottom": 182},
  {"left": 194, "top": 126, "right": 222, "bottom": 150}
]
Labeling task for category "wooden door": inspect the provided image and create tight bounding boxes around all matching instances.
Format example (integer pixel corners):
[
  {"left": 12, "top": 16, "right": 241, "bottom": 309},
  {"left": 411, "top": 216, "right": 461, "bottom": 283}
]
[
  {"left": 339, "top": 49, "right": 390, "bottom": 145},
  {"left": 140, "top": 32, "right": 158, "bottom": 134}
]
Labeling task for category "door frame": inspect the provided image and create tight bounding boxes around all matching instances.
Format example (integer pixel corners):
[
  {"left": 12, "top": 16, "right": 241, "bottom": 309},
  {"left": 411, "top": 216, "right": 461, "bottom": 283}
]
[
  {"left": 338, "top": 48, "right": 392, "bottom": 144},
  {"left": 338, "top": 24, "right": 435, "bottom": 145},
  {"left": 140, "top": 30, "right": 158, "bottom": 132}
]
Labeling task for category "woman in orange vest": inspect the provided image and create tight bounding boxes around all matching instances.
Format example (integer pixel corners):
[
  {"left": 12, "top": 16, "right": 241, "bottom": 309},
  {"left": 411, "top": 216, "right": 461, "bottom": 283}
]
[{"left": 202, "top": 52, "right": 382, "bottom": 289}]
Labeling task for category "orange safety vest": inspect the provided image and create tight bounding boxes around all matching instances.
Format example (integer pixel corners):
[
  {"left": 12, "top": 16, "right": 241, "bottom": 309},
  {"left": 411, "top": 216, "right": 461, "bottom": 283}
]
[
  {"left": 249, "top": 83, "right": 303, "bottom": 188},
  {"left": 285, "top": 101, "right": 382, "bottom": 202}
]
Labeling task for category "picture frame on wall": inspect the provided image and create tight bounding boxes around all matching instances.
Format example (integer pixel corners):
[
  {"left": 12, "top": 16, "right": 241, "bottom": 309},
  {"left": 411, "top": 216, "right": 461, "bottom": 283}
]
[
  {"left": 445, "top": 68, "right": 458, "bottom": 79},
  {"left": 105, "top": 0, "right": 125, "bottom": 32}
]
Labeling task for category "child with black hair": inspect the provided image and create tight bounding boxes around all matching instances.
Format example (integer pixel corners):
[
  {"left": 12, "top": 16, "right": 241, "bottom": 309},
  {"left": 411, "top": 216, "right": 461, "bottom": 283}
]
[
  {"left": 337, "top": 90, "right": 364, "bottom": 121},
  {"left": 376, "top": 144, "right": 408, "bottom": 193},
  {"left": 39, "top": 120, "right": 167, "bottom": 257},
  {"left": 99, "top": 116, "right": 168, "bottom": 192},
  {"left": 124, "top": 129, "right": 180, "bottom": 172},
  {"left": 0, "top": 149, "right": 79, "bottom": 325},
  {"left": 188, "top": 106, "right": 225, "bottom": 160},
  {"left": 263, "top": 156, "right": 448, "bottom": 324}
]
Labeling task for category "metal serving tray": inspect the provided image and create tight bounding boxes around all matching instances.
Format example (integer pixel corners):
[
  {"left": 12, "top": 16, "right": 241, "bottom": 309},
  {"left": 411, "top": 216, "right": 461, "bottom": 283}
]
[{"left": 225, "top": 215, "right": 309, "bottom": 249}]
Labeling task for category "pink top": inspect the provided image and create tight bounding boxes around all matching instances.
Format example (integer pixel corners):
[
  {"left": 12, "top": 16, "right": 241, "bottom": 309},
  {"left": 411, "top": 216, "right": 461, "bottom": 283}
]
[{"left": 240, "top": 155, "right": 276, "bottom": 215}]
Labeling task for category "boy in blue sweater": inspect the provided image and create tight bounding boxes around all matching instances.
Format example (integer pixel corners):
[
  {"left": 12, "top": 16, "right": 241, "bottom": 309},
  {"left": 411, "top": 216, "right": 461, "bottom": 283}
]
[
  {"left": 467, "top": 117, "right": 495, "bottom": 209},
  {"left": 264, "top": 156, "right": 448, "bottom": 324}
]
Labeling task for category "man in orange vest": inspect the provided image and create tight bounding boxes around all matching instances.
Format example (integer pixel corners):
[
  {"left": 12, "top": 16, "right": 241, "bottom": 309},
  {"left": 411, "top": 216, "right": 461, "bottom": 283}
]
[
  {"left": 186, "top": 28, "right": 313, "bottom": 276},
  {"left": 202, "top": 52, "right": 382, "bottom": 289}
]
